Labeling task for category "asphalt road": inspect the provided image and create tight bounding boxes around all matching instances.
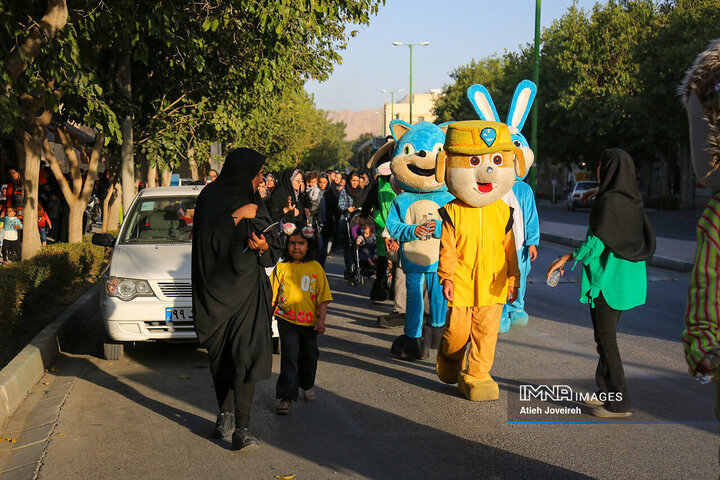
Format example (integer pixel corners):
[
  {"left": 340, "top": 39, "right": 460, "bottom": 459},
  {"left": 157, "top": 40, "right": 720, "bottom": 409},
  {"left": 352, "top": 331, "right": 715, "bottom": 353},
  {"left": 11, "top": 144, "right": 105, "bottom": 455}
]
[
  {"left": 538, "top": 203, "right": 701, "bottom": 242},
  {"left": 1, "top": 244, "right": 716, "bottom": 480}
]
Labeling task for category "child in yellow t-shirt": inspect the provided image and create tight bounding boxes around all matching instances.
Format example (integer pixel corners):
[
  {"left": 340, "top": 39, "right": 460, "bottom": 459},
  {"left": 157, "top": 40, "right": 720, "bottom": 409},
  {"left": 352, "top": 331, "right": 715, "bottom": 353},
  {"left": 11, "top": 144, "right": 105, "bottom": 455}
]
[{"left": 271, "top": 225, "right": 333, "bottom": 414}]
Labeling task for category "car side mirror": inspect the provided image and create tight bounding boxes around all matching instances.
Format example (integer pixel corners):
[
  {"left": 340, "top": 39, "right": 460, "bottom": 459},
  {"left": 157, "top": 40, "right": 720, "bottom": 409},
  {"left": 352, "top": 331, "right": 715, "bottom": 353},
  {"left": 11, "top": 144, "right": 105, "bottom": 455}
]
[{"left": 92, "top": 233, "right": 115, "bottom": 247}]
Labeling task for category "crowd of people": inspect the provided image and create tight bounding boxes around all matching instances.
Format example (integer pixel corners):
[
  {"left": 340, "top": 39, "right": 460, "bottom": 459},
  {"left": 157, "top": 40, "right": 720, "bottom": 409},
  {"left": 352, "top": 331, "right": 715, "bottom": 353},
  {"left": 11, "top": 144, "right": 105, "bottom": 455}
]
[
  {"left": 254, "top": 167, "right": 380, "bottom": 281},
  {"left": 0, "top": 160, "right": 111, "bottom": 263},
  {"left": 191, "top": 135, "right": 667, "bottom": 450}
]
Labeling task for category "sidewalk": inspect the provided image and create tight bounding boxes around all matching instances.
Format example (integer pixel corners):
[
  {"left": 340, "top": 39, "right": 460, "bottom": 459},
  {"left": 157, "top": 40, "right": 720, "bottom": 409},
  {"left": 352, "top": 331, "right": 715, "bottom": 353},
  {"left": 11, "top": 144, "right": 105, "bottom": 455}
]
[{"left": 540, "top": 219, "right": 695, "bottom": 272}]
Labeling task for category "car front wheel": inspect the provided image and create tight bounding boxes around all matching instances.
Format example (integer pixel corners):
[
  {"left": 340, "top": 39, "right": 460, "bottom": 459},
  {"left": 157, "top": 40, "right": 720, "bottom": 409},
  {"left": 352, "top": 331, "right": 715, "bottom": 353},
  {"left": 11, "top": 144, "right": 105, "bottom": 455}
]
[{"left": 103, "top": 338, "right": 124, "bottom": 360}]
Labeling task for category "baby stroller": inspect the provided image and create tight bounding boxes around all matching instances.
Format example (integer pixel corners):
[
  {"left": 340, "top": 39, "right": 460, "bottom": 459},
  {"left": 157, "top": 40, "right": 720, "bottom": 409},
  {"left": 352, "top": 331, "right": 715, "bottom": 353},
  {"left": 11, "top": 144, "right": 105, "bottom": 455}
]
[{"left": 347, "top": 214, "right": 377, "bottom": 285}]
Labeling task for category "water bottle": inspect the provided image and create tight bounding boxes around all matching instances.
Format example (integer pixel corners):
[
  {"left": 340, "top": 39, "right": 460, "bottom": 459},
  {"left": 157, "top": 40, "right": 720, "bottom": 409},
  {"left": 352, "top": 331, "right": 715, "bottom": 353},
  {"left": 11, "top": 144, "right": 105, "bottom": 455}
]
[
  {"left": 546, "top": 267, "right": 561, "bottom": 287},
  {"left": 424, "top": 213, "right": 434, "bottom": 240},
  {"left": 419, "top": 214, "right": 428, "bottom": 240}
]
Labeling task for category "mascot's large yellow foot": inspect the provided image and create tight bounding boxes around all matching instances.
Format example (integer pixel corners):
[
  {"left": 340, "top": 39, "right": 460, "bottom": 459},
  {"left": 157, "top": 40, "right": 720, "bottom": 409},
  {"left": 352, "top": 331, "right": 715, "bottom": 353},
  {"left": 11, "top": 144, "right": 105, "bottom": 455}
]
[
  {"left": 457, "top": 372, "right": 499, "bottom": 402},
  {"left": 436, "top": 352, "right": 462, "bottom": 384}
]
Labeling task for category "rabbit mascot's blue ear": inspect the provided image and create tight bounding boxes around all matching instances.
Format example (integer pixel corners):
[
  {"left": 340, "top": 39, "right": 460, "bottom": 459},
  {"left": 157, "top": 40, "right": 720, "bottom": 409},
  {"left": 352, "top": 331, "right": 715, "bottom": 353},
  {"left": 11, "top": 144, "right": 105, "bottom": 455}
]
[
  {"left": 506, "top": 80, "right": 537, "bottom": 140},
  {"left": 467, "top": 84, "right": 500, "bottom": 122}
]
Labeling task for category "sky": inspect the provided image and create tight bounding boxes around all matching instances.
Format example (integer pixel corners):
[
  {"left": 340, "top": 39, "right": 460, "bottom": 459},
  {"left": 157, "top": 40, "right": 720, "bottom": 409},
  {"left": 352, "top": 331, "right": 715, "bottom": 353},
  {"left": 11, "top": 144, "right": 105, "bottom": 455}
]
[{"left": 305, "top": 0, "right": 603, "bottom": 112}]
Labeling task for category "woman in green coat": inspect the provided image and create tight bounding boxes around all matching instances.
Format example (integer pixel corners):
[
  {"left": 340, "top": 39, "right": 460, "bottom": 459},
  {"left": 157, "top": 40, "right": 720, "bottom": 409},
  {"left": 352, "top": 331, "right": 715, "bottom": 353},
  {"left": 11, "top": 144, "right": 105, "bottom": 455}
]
[{"left": 548, "top": 149, "right": 656, "bottom": 418}]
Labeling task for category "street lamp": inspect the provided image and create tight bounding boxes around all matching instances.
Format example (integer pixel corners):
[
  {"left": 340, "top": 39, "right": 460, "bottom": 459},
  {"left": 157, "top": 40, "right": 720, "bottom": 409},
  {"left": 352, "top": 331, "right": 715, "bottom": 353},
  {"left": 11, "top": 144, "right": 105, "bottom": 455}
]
[
  {"left": 380, "top": 89, "right": 404, "bottom": 125},
  {"left": 392, "top": 41, "right": 429, "bottom": 124},
  {"left": 373, "top": 111, "right": 383, "bottom": 137},
  {"left": 529, "top": 0, "right": 541, "bottom": 193}
]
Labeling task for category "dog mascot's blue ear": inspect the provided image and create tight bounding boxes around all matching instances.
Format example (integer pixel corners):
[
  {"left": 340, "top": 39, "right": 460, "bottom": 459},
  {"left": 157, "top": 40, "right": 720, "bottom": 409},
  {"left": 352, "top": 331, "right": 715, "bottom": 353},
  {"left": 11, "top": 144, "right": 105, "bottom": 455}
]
[{"left": 389, "top": 119, "right": 413, "bottom": 142}]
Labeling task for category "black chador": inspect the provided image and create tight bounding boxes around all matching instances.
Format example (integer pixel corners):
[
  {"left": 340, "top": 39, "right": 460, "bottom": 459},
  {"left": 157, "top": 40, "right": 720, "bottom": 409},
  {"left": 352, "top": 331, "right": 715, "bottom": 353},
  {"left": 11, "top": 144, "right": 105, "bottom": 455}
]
[{"left": 191, "top": 147, "right": 281, "bottom": 443}]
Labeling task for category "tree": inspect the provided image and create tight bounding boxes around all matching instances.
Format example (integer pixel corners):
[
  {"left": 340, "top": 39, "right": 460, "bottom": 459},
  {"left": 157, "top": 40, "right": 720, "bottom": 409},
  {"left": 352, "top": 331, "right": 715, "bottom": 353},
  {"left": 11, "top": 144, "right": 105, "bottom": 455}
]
[
  {"left": 1, "top": 0, "right": 384, "bottom": 257},
  {"left": 0, "top": 1, "right": 71, "bottom": 258},
  {"left": 433, "top": 56, "right": 509, "bottom": 123},
  {"left": 43, "top": 127, "right": 104, "bottom": 243},
  {"left": 302, "top": 120, "right": 352, "bottom": 171}
]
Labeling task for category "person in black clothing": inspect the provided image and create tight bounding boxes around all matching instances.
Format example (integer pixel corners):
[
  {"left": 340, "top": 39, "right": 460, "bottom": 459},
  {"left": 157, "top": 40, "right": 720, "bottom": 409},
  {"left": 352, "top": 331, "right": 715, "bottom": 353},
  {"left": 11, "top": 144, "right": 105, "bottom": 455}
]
[
  {"left": 267, "top": 169, "right": 307, "bottom": 224},
  {"left": 316, "top": 173, "right": 336, "bottom": 266},
  {"left": 192, "top": 147, "right": 283, "bottom": 450}
]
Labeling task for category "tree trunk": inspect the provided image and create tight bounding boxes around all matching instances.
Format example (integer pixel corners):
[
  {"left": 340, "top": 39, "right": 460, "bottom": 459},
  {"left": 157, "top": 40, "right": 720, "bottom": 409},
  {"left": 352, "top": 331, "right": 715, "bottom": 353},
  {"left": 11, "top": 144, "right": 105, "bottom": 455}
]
[
  {"left": 161, "top": 167, "right": 171, "bottom": 186},
  {"left": 67, "top": 199, "right": 84, "bottom": 244},
  {"left": 121, "top": 115, "right": 134, "bottom": 209},
  {"left": 17, "top": 127, "right": 44, "bottom": 259},
  {"left": 658, "top": 152, "right": 670, "bottom": 197},
  {"left": 678, "top": 143, "right": 695, "bottom": 210},
  {"left": 189, "top": 147, "right": 199, "bottom": 181},
  {"left": 118, "top": 41, "right": 135, "bottom": 213},
  {"left": 43, "top": 128, "right": 103, "bottom": 243},
  {"left": 4, "top": 0, "right": 68, "bottom": 95},
  {"left": 107, "top": 179, "right": 122, "bottom": 232},
  {"left": 147, "top": 164, "right": 158, "bottom": 187},
  {"left": 102, "top": 182, "right": 113, "bottom": 232}
]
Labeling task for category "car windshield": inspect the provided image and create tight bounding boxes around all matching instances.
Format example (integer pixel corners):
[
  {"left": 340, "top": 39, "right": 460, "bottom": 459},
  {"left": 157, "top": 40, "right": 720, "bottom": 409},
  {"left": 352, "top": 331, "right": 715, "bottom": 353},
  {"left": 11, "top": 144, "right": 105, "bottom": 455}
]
[
  {"left": 576, "top": 181, "right": 599, "bottom": 190},
  {"left": 120, "top": 196, "right": 197, "bottom": 244}
]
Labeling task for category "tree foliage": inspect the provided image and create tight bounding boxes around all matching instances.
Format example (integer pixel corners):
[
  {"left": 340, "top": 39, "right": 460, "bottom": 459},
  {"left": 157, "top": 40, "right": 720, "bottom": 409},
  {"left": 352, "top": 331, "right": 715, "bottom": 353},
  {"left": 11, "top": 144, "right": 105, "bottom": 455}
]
[
  {"left": 0, "top": 0, "right": 381, "bottom": 255},
  {"left": 433, "top": 0, "right": 720, "bottom": 174}
]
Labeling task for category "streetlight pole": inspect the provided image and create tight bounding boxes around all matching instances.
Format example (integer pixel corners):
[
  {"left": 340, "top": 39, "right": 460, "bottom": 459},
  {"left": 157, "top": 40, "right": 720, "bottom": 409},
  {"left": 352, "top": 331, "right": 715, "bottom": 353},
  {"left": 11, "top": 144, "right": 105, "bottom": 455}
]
[
  {"left": 393, "top": 41, "right": 429, "bottom": 124},
  {"left": 529, "top": 0, "right": 541, "bottom": 193},
  {"left": 380, "top": 89, "right": 405, "bottom": 125}
]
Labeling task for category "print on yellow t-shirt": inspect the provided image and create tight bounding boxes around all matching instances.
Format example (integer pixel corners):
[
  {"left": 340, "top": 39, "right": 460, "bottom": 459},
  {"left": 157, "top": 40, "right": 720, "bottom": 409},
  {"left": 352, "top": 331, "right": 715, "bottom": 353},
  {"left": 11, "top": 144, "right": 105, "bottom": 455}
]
[{"left": 271, "top": 260, "right": 333, "bottom": 327}]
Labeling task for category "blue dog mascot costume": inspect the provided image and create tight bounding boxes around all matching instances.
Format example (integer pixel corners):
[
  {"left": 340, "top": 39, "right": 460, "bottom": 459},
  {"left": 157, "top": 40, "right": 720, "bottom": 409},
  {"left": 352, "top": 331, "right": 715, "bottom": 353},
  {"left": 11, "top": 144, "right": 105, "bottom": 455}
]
[
  {"left": 385, "top": 120, "right": 454, "bottom": 360},
  {"left": 467, "top": 80, "right": 540, "bottom": 333}
]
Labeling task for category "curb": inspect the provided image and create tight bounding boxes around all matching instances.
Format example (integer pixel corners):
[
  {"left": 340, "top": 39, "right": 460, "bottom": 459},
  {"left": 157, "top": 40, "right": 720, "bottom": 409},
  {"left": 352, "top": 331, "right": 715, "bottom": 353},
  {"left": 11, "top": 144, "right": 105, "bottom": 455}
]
[
  {"left": 0, "top": 284, "right": 98, "bottom": 432},
  {"left": 540, "top": 232, "right": 694, "bottom": 273}
]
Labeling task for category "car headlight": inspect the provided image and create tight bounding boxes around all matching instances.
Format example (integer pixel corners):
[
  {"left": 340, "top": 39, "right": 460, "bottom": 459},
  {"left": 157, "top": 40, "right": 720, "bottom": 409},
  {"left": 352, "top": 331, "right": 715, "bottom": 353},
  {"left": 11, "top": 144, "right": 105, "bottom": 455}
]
[{"left": 106, "top": 277, "right": 156, "bottom": 301}]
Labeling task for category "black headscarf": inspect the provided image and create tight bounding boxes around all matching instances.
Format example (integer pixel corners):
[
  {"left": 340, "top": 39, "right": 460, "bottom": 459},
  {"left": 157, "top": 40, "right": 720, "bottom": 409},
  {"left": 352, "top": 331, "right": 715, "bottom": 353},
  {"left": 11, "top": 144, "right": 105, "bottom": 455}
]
[
  {"left": 267, "top": 168, "right": 305, "bottom": 223},
  {"left": 345, "top": 171, "right": 368, "bottom": 206},
  {"left": 193, "top": 147, "right": 272, "bottom": 233},
  {"left": 589, "top": 148, "right": 656, "bottom": 262}
]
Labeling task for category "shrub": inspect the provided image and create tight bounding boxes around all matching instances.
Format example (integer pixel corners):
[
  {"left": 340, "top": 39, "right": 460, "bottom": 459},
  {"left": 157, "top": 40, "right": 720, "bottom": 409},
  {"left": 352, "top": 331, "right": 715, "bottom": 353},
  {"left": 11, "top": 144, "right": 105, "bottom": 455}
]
[{"left": 0, "top": 240, "right": 108, "bottom": 357}]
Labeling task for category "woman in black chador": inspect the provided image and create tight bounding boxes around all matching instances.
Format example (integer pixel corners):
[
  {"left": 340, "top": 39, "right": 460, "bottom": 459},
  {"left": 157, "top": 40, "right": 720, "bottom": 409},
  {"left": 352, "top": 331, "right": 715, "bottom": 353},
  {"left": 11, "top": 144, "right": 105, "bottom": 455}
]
[
  {"left": 192, "top": 148, "right": 281, "bottom": 450},
  {"left": 267, "top": 168, "right": 307, "bottom": 224}
]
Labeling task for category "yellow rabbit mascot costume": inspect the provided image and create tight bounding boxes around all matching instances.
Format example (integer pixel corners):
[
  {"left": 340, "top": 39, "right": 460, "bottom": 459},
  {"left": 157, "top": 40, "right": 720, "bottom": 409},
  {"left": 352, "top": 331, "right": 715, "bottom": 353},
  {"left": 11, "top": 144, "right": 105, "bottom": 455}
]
[{"left": 435, "top": 120, "right": 531, "bottom": 401}]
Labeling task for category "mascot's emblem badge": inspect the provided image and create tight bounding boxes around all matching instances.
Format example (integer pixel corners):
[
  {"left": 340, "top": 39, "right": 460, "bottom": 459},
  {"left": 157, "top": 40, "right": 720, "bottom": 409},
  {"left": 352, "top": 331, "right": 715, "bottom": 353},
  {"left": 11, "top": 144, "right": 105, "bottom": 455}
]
[{"left": 481, "top": 127, "right": 497, "bottom": 147}]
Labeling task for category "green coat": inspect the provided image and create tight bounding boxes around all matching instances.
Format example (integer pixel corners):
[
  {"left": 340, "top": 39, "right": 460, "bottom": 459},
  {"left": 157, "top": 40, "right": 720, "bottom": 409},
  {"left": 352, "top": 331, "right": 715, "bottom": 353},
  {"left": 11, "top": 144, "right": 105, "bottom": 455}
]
[
  {"left": 572, "top": 228, "right": 647, "bottom": 311},
  {"left": 372, "top": 176, "right": 396, "bottom": 257}
]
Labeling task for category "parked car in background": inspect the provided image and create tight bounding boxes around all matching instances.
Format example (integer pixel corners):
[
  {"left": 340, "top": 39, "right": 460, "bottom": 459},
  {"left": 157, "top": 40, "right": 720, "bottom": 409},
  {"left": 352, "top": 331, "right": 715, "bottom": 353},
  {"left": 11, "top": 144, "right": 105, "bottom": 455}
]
[
  {"left": 92, "top": 186, "right": 201, "bottom": 360},
  {"left": 567, "top": 181, "right": 599, "bottom": 211}
]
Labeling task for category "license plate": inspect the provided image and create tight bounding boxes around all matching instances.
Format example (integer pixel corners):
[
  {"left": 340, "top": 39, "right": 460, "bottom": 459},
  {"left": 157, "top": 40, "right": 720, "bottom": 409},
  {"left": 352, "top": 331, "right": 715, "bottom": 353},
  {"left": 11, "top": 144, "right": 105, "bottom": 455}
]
[{"left": 165, "top": 307, "right": 192, "bottom": 322}]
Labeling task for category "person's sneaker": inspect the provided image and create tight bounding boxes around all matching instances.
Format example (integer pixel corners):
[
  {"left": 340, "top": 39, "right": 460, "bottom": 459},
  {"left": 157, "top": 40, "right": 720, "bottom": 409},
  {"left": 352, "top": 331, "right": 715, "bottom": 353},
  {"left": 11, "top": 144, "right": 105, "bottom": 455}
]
[
  {"left": 231, "top": 427, "right": 261, "bottom": 451},
  {"left": 213, "top": 411, "right": 235, "bottom": 439},
  {"left": 591, "top": 406, "right": 632, "bottom": 418}
]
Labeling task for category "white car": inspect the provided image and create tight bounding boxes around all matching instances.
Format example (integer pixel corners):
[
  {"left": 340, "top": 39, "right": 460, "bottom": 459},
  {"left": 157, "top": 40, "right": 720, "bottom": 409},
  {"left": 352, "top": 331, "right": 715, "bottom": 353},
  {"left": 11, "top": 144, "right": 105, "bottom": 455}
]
[
  {"left": 92, "top": 186, "right": 280, "bottom": 360},
  {"left": 92, "top": 186, "right": 201, "bottom": 360}
]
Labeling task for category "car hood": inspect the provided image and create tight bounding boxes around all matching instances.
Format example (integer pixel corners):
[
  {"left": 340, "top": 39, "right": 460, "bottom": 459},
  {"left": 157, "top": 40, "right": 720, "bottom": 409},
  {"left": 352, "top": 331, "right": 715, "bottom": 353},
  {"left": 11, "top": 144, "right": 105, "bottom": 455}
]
[{"left": 109, "top": 243, "right": 191, "bottom": 280}]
